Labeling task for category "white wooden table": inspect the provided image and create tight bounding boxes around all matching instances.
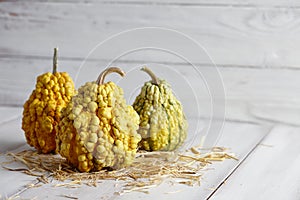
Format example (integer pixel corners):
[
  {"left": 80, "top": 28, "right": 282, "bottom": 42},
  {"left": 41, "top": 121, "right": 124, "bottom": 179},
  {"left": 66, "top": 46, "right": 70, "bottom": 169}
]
[
  {"left": 1, "top": 107, "right": 299, "bottom": 199},
  {"left": 1, "top": 1, "right": 300, "bottom": 199}
]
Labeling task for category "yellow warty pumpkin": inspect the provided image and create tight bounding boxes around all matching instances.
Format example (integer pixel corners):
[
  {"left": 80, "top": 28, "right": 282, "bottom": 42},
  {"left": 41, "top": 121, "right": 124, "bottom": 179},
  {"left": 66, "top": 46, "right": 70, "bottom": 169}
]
[
  {"left": 22, "top": 48, "right": 75, "bottom": 153},
  {"left": 133, "top": 67, "right": 188, "bottom": 151},
  {"left": 56, "top": 67, "right": 141, "bottom": 172}
]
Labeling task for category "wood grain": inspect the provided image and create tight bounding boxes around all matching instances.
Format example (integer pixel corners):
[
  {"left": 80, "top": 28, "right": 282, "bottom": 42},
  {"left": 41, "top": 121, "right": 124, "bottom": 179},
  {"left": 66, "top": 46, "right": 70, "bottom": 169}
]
[
  {"left": 1, "top": 57, "right": 299, "bottom": 124},
  {"left": 1, "top": 2, "right": 300, "bottom": 68},
  {"left": 1, "top": 0, "right": 300, "bottom": 7},
  {"left": 0, "top": 117, "right": 25, "bottom": 152},
  {"left": 8, "top": 118, "right": 269, "bottom": 200},
  {"left": 0, "top": 106, "right": 21, "bottom": 125},
  {"left": 211, "top": 125, "right": 300, "bottom": 200}
]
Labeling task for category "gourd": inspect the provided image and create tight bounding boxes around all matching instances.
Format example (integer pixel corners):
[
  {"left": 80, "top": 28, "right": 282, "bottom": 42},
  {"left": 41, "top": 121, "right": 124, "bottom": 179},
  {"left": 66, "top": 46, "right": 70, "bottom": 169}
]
[
  {"left": 56, "top": 67, "right": 141, "bottom": 172},
  {"left": 132, "top": 67, "right": 188, "bottom": 151},
  {"left": 22, "top": 48, "right": 75, "bottom": 153}
]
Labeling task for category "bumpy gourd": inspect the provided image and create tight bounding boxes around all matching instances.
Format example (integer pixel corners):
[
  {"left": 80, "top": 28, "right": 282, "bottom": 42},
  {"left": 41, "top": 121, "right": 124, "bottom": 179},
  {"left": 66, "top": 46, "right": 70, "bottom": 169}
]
[
  {"left": 22, "top": 48, "right": 75, "bottom": 153},
  {"left": 56, "top": 67, "right": 141, "bottom": 172},
  {"left": 133, "top": 67, "right": 188, "bottom": 151}
]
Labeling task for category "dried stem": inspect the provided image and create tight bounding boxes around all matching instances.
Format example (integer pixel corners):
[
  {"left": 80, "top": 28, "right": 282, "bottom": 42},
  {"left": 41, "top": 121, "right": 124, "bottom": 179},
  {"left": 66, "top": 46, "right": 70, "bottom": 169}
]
[
  {"left": 96, "top": 67, "right": 125, "bottom": 85},
  {"left": 141, "top": 66, "right": 159, "bottom": 85},
  {"left": 53, "top": 48, "right": 58, "bottom": 74}
]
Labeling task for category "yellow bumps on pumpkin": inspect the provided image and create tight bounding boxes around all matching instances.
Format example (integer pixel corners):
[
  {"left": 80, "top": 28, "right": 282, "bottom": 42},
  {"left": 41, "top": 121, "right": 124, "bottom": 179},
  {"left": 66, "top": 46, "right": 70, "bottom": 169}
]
[
  {"left": 56, "top": 67, "right": 141, "bottom": 172},
  {"left": 133, "top": 67, "right": 188, "bottom": 151},
  {"left": 22, "top": 48, "right": 75, "bottom": 153}
]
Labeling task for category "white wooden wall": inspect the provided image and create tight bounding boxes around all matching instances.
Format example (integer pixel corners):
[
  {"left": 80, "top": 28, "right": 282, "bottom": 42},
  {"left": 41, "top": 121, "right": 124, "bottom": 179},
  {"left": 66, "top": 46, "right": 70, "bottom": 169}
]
[{"left": 1, "top": 0, "right": 300, "bottom": 125}]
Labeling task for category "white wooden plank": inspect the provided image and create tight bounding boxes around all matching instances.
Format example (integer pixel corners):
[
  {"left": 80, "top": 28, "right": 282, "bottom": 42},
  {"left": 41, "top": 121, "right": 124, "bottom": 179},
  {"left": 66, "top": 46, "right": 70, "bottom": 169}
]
[
  {"left": 0, "top": 117, "right": 27, "bottom": 152},
  {"left": 0, "top": 111, "right": 37, "bottom": 199},
  {"left": 249, "top": 103, "right": 300, "bottom": 126},
  {"left": 0, "top": 145, "right": 38, "bottom": 199},
  {"left": 0, "top": 106, "right": 22, "bottom": 125},
  {"left": 112, "top": 0, "right": 300, "bottom": 8},
  {"left": 1, "top": 58, "right": 300, "bottom": 125},
  {"left": 211, "top": 125, "right": 300, "bottom": 200},
  {"left": 1, "top": 3, "right": 300, "bottom": 68},
  {"left": 2, "top": 0, "right": 300, "bottom": 7},
  {"left": 12, "top": 121, "right": 269, "bottom": 200}
]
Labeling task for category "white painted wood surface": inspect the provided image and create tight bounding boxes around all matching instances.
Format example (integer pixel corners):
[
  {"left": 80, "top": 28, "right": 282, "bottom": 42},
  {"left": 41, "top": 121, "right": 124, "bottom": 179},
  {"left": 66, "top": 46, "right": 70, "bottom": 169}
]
[
  {"left": 1, "top": 107, "right": 299, "bottom": 200},
  {"left": 0, "top": 108, "right": 38, "bottom": 199},
  {"left": 1, "top": 1, "right": 300, "bottom": 68},
  {"left": 1, "top": 57, "right": 299, "bottom": 124},
  {"left": 1, "top": 0, "right": 300, "bottom": 125},
  {"left": 211, "top": 125, "right": 300, "bottom": 200},
  {"left": 0, "top": 107, "right": 25, "bottom": 152},
  {"left": 0, "top": 145, "right": 38, "bottom": 200},
  {"left": 0, "top": 107, "right": 269, "bottom": 199},
  {"left": 0, "top": 106, "right": 21, "bottom": 125}
]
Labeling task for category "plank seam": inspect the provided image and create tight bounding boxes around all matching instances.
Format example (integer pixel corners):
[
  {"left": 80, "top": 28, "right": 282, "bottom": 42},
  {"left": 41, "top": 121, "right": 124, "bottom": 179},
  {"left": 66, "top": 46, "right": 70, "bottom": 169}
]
[
  {"left": 101, "top": 1, "right": 300, "bottom": 9},
  {"left": 0, "top": 107, "right": 261, "bottom": 125},
  {"left": 206, "top": 126, "right": 272, "bottom": 199},
  {"left": 1, "top": 54, "right": 300, "bottom": 71},
  {"left": 0, "top": 115, "right": 21, "bottom": 127},
  {"left": 0, "top": 0, "right": 299, "bottom": 9}
]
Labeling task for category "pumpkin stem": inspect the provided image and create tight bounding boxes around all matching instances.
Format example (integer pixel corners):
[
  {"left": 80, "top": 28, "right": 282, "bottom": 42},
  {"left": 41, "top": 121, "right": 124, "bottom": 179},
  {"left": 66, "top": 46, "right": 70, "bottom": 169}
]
[
  {"left": 96, "top": 67, "right": 125, "bottom": 85},
  {"left": 141, "top": 66, "right": 159, "bottom": 85},
  {"left": 53, "top": 48, "right": 58, "bottom": 74}
]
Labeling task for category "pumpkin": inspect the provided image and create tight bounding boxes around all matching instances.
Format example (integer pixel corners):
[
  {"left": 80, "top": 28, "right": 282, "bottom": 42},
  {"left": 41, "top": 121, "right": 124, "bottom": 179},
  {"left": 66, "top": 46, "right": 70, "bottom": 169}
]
[
  {"left": 132, "top": 67, "right": 188, "bottom": 151},
  {"left": 22, "top": 48, "right": 75, "bottom": 153},
  {"left": 56, "top": 67, "right": 141, "bottom": 172}
]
